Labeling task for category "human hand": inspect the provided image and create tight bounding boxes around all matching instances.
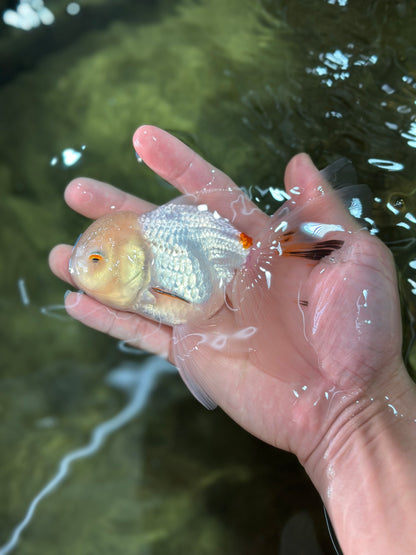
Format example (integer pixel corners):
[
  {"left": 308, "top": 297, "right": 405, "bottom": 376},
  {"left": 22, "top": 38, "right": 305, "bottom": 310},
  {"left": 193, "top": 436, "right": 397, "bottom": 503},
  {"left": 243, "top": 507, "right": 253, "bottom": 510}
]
[{"left": 49, "top": 126, "right": 406, "bottom": 466}]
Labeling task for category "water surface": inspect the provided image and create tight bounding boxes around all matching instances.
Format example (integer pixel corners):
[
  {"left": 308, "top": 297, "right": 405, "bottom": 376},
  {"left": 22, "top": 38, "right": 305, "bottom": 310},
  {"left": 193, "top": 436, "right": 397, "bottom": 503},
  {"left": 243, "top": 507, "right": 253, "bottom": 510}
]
[{"left": 1, "top": 0, "right": 415, "bottom": 553}]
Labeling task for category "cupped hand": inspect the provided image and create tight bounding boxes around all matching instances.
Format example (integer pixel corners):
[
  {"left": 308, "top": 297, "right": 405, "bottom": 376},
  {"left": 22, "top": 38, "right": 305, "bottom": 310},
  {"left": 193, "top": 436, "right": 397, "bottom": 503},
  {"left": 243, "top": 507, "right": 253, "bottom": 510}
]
[{"left": 49, "top": 125, "right": 405, "bottom": 464}]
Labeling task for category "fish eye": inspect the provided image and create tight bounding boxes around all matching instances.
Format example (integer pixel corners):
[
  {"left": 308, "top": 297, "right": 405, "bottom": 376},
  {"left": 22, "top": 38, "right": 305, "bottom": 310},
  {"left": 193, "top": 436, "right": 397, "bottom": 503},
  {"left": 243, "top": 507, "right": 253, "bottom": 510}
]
[{"left": 89, "top": 252, "right": 104, "bottom": 263}]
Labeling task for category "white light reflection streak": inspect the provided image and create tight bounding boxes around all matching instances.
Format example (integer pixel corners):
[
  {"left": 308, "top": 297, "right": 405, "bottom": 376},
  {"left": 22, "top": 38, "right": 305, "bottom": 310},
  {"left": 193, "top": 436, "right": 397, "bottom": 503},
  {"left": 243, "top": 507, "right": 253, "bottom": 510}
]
[
  {"left": 259, "top": 266, "right": 272, "bottom": 289},
  {"left": 297, "top": 287, "right": 309, "bottom": 343},
  {"left": 300, "top": 222, "right": 344, "bottom": 238},
  {"left": 40, "top": 304, "right": 71, "bottom": 321},
  {"left": 229, "top": 192, "right": 258, "bottom": 223},
  {"left": 368, "top": 159, "right": 404, "bottom": 172},
  {"left": 17, "top": 278, "right": 30, "bottom": 306},
  {"left": 0, "top": 357, "right": 176, "bottom": 555},
  {"left": 117, "top": 340, "right": 145, "bottom": 355}
]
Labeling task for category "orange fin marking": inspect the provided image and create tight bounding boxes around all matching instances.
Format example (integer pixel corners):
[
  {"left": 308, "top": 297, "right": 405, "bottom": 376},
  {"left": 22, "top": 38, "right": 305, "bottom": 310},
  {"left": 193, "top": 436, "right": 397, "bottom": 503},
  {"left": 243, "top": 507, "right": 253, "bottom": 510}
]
[
  {"left": 239, "top": 232, "right": 253, "bottom": 249},
  {"left": 151, "top": 287, "right": 190, "bottom": 303}
]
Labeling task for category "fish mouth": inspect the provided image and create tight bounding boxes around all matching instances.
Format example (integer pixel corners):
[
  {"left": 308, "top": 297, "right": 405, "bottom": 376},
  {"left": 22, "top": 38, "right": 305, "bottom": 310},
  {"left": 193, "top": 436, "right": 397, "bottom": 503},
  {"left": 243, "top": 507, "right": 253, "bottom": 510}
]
[{"left": 68, "top": 254, "right": 89, "bottom": 277}]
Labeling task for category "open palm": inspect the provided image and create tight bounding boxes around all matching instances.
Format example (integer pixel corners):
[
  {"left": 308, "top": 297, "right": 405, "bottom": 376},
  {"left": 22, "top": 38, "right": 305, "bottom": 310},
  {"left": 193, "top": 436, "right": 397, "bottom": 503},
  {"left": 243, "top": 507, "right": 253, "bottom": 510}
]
[{"left": 50, "top": 126, "right": 403, "bottom": 464}]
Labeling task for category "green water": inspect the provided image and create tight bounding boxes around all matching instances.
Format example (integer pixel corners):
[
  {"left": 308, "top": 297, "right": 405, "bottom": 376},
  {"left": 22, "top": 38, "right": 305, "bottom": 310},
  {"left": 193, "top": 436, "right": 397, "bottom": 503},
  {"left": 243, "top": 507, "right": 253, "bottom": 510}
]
[{"left": 1, "top": 0, "right": 415, "bottom": 553}]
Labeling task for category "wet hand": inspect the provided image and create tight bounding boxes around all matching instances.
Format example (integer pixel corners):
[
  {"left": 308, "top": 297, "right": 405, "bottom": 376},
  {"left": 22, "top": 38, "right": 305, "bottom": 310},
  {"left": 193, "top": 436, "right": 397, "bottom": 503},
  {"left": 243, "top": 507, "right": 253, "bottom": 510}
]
[{"left": 49, "top": 126, "right": 406, "bottom": 465}]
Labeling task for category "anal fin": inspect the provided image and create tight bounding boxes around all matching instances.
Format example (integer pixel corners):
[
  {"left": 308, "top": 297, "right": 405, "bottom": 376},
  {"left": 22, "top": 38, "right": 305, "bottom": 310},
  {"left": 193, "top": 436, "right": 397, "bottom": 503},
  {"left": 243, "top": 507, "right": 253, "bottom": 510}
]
[{"left": 172, "top": 324, "right": 218, "bottom": 410}]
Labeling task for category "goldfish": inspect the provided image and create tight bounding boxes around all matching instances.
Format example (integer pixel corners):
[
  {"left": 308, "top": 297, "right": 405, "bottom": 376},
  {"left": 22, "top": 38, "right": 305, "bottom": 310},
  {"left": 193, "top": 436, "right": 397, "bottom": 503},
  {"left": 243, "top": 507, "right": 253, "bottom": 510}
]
[{"left": 69, "top": 200, "right": 253, "bottom": 325}]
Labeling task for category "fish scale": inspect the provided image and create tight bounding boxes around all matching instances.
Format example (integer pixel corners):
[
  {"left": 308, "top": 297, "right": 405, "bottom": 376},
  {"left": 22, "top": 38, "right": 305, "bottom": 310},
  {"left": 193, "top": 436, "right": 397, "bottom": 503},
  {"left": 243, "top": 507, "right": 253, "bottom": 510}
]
[{"left": 139, "top": 203, "right": 247, "bottom": 304}]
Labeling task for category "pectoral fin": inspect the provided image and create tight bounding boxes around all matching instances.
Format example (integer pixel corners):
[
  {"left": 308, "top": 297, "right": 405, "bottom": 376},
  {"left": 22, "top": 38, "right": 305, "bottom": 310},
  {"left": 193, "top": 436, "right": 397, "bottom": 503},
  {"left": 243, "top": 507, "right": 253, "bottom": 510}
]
[{"left": 151, "top": 287, "right": 190, "bottom": 303}]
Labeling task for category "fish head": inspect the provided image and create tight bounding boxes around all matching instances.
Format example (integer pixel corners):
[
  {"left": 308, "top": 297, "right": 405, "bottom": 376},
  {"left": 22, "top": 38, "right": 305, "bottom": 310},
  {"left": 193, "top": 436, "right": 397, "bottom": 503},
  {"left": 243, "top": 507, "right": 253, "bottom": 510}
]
[{"left": 69, "top": 211, "right": 150, "bottom": 310}]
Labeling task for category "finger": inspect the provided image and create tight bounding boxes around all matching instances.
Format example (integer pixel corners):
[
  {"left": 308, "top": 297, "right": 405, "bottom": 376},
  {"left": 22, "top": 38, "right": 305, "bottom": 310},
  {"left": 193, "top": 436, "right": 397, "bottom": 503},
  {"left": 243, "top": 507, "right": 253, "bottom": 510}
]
[
  {"left": 64, "top": 177, "right": 156, "bottom": 219},
  {"left": 65, "top": 292, "right": 172, "bottom": 358},
  {"left": 133, "top": 125, "right": 266, "bottom": 231},
  {"left": 283, "top": 153, "right": 359, "bottom": 230},
  {"left": 132, "top": 125, "right": 240, "bottom": 195},
  {"left": 49, "top": 244, "right": 75, "bottom": 285},
  {"left": 284, "top": 153, "right": 332, "bottom": 198}
]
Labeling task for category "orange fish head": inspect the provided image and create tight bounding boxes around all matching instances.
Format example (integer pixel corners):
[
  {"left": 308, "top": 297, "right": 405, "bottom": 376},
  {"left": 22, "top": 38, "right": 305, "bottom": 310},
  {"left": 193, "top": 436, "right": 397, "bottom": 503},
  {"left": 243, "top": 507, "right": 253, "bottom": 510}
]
[{"left": 69, "top": 211, "right": 150, "bottom": 310}]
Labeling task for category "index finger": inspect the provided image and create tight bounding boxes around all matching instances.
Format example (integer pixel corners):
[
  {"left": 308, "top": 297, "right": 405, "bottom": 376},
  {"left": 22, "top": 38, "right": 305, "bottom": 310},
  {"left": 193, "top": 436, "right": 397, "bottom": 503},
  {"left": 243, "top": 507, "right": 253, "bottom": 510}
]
[
  {"left": 64, "top": 177, "right": 156, "bottom": 219},
  {"left": 133, "top": 125, "right": 267, "bottom": 232},
  {"left": 133, "top": 125, "right": 239, "bottom": 195}
]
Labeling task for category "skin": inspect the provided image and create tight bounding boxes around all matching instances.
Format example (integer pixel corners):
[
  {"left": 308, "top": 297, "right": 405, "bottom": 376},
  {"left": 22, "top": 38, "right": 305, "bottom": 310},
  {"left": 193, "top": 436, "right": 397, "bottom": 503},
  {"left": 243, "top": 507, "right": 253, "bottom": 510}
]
[{"left": 50, "top": 125, "right": 416, "bottom": 554}]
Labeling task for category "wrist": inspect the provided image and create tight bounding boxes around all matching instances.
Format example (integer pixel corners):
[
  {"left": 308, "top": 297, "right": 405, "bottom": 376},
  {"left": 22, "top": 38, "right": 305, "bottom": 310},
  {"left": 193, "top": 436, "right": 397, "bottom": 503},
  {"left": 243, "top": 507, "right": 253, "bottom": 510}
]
[{"left": 302, "top": 361, "right": 416, "bottom": 554}]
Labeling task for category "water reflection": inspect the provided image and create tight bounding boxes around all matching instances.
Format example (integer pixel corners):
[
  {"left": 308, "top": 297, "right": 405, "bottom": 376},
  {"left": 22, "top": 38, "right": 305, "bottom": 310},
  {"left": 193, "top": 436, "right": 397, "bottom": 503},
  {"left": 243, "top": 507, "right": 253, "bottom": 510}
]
[
  {"left": 306, "top": 48, "right": 378, "bottom": 88},
  {"left": 3, "top": 1, "right": 55, "bottom": 30},
  {"left": 368, "top": 158, "right": 404, "bottom": 171},
  {"left": 0, "top": 357, "right": 176, "bottom": 555},
  {"left": 50, "top": 146, "right": 86, "bottom": 168}
]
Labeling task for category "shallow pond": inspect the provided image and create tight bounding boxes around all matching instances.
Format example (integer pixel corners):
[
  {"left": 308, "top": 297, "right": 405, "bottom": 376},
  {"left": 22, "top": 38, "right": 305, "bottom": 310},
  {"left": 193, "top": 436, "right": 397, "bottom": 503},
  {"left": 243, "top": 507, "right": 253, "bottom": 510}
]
[{"left": 1, "top": 0, "right": 415, "bottom": 553}]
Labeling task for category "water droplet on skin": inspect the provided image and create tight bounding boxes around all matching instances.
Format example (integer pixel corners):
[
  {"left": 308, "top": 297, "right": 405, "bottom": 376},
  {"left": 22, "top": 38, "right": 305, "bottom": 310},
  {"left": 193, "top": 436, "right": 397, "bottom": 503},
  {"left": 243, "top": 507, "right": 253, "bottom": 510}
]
[
  {"left": 387, "top": 404, "right": 398, "bottom": 416},
  {"left": 259, "top": 266, "right": 272, "bottom": 289},
  {"left": 274, "top": 220, "right": 288, "bottom": 233},
  {"left": 78, "top": 187, "right": 93, "bottom": 202}
]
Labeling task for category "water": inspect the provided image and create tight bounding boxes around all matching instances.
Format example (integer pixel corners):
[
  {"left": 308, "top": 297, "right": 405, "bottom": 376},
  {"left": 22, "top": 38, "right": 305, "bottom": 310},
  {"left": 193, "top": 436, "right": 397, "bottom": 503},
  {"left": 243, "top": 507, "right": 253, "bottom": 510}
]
[{"left": 1, "top": 0, "right": 415, "bottom": 553}]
